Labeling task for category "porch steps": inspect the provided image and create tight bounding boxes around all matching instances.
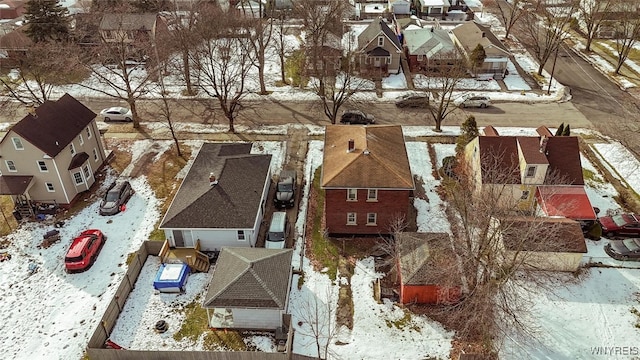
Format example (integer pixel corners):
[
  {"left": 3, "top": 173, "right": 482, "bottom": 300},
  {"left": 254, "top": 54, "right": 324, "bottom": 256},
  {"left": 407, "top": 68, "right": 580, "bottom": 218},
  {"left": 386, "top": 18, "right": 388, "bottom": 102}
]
[{"left": 159, "top": 239, "right": 210, "bottom": 273}]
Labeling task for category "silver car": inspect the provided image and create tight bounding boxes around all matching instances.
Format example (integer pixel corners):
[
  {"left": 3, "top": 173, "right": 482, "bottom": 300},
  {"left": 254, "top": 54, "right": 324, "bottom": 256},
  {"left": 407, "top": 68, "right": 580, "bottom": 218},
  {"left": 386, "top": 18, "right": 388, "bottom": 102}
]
[
  {"left": 461, "top": 95, "right": 491, "bottom": 108},
  {"left": 100, "top": 107, "right": 133, "bottom": 122}
]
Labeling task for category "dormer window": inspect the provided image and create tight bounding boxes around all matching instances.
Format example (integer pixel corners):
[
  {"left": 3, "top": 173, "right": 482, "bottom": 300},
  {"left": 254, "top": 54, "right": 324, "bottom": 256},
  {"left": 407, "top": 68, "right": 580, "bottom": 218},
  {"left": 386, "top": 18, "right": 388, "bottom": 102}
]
[
  {"left": 378, "top": 36, "right": 384, "bottom": 47},
  {"left": 526, "top": 166, "right": 536, "bottom": 177}
]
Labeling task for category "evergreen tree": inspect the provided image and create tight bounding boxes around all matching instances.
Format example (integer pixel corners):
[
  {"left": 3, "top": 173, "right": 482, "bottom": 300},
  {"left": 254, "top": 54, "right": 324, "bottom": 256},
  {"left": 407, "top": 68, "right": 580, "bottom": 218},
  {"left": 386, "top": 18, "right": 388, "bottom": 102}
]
[
  {"left": 562, "top": 124, "right": 571, "bottom": 136},
  {"left": 25, "top": 0, "right": 70, "bottom": 42},
  {"left": 469, "top": 44, "right": 486, "bottom": 74},
  {"left": 554, "top": 123, "right": 564, "bottom": 136},
  {"left": 456, "top": 115, "right": 479, "bottom": 154}
]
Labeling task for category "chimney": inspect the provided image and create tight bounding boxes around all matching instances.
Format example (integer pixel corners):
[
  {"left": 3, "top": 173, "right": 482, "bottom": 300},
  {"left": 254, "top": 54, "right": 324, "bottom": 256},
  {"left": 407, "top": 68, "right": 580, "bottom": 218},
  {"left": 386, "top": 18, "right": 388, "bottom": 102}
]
[
  {"left": 481, "top": 32, "right": 486, "bottom": 38},
  {"left": 209, "top": 172, "right": 218, "bottom": 186},
  {"left": 347, "top": 139, "right": 355, "bottom": 153},
  {"left": 539, "top": 136, "right": 549, "bottom": 154}
]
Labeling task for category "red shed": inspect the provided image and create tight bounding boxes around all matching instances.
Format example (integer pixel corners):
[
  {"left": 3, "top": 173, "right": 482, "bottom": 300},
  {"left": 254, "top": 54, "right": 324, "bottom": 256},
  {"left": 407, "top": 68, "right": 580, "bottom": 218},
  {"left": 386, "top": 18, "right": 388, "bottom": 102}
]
[{"left": 396, "top": 232, "right": 461, "bottom": 304}]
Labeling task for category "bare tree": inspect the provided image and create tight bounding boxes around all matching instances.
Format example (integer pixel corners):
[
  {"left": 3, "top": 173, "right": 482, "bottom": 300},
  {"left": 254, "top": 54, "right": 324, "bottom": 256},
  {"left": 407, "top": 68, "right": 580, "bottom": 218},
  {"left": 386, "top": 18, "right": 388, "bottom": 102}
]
[
  {"left": 78, "top": 11, "right": 161, "bottom": 128},
  {"left": 166, "top": 0, "right": 203, "bottom": 96},
  {"left": 612, "top": 3, "right": 640, "bottom": 74},
  {"left": 191, "top": 6, "right": 252, "bottom": 133},
  {"left": 243, "top": 2, "right": 274, "bottom": 94},
  {"left": 272, "top": 13, "right": 294, "bottom": 84},
  {"left": 296, "top": 0, "right": 368, "bottom": 123},
  {"left": 577, "top": 0, "right": 612, "bottom": 51},
  {"left": 490, "top": 0, "right": 527, "bottom": 39},
  {"left": 432, "top": 148, "right": 583, "bottom": 354},
  {"left": 295, "top": 284, "right": 342, "bottom": 360},
  {"left": 425, "top": 53, "right": 466, "bottom": 132},
  {"left": 517, "top": 0, "right": 576, "bottom": 75},
  {"left": 374, "top": 214, "right": 408, "bottom": 283},
  {"left": 0, "top": 41, "right": 82, "bottom": 105}
]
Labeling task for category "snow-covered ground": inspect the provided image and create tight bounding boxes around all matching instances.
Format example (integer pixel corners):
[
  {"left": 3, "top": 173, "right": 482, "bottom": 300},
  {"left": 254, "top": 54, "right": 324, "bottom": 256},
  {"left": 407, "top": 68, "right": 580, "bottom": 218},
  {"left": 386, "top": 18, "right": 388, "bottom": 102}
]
[{"left": 2, "top": 125, "right": 640, "bottom": 360}]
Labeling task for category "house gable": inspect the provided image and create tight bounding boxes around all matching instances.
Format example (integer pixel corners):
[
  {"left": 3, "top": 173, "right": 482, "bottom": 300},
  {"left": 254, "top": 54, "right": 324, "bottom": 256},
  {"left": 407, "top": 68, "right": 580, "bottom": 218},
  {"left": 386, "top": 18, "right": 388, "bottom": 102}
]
[
  {"left": 358, "top": 17, "right": 402, "bottom": 53},
  {"left": 452, "top": 21, "right": 510, "bottom": 57},
  {"left": 160, "top": 143, "right": 272, "bottom": 229}
]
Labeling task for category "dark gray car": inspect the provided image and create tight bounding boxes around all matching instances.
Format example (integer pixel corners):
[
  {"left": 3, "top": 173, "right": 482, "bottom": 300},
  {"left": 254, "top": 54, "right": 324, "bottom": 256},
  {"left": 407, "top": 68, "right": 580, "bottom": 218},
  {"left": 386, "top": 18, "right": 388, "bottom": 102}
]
[
  {"left": 604, "top": 238, "right": 640, "bottom": 261},
  {"left": 274, "top": 170, "right": 296, "bottom": 209},
  {"left": 99, "top": 181, "right": 134, "bottom": 215}
]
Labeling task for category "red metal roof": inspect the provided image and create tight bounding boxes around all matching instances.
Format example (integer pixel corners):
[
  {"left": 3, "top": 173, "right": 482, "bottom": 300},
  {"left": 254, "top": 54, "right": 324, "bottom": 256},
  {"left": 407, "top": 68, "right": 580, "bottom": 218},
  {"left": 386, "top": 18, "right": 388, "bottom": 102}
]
[{"left": 535, "top": 186, "right": 596, "bottom": 220}]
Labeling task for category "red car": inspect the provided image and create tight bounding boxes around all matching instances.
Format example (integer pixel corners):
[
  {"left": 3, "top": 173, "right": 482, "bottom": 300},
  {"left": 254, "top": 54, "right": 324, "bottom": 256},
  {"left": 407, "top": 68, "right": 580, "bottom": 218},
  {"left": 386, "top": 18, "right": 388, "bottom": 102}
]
[
  {"left": 64, "top": 229, "right": 106, "bottom": 273},
  {"left": 599, "top": 214, "right": 640, "bottom": 238}
]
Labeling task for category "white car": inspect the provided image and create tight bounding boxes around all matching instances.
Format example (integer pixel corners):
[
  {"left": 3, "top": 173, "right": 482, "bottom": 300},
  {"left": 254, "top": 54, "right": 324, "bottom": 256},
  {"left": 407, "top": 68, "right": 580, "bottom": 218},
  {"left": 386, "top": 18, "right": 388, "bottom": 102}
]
[
  {"left": 100, "top": 107, "right": 133, "bottom": 122},
  {"left": 461, "top": 95, "right": 491, "bottom": 108}
]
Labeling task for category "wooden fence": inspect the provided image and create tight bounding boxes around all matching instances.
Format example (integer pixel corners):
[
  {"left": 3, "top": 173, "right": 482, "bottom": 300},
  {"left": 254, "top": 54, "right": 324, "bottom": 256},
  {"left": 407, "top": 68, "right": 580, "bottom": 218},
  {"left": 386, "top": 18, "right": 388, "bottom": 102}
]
[{"left": 86, "top": 241, "right": 303, "bottom": 360}]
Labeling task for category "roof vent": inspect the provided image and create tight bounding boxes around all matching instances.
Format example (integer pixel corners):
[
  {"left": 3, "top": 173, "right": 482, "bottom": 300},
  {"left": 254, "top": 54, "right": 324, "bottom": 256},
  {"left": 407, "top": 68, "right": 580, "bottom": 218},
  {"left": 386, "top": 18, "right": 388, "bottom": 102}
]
[
  {"left": 209, "top": 173, "right": 218, "bottom": 186},
  {"left": 481, "top": 31, "right": 486, "bottom": 38},
  {"left": 347, "top": 139, "right": 355, "bottom": 153},
  {"left": 363, "top": 149, "right": 370, "bottom": 155}
]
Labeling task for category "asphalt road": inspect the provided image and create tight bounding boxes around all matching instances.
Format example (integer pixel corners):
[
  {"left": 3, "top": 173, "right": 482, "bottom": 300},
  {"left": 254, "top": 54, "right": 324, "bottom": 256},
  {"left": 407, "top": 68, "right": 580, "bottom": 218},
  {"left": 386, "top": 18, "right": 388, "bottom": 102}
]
[{"left": 0, "top": 96, "right": 592, "bottom": 130}]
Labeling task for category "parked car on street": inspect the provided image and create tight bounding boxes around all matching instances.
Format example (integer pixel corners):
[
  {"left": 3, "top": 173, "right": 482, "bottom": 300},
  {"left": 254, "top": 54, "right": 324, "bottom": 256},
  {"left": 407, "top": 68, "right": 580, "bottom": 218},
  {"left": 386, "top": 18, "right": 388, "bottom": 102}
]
[
  {"left": 395, "top": 93, "right": 430, "bottom": 108},
  {"left": 64, "top": 229, "right": 106, "bottom": 273},
  {"left": 604, "top": 238, "right": 640, "bottom": 261},
  {"left": 599, "top": 213, "right": 640, "bottom": 237},
  {"left": 275, "top": 170, "right": 296, "bottom": 209},
  {"left": 340, "top": 110, "right": 375, "bottom": 124},
  {"left": 461, "top": 95, "right": 491, "bottom": 108},
  {"left": 100, "top": 107, "right": 133, "bottom": 122},
  {"left": 99, "top": 181, "right": 134, "bottom": 216}
]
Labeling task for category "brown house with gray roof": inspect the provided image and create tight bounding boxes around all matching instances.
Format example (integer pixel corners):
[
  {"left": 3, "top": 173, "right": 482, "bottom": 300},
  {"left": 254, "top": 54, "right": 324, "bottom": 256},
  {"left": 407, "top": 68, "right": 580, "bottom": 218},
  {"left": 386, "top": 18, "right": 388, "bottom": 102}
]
[
  {"left": 451, "top": 21, "right": 511, "bottom": 79},
  {"left": 0, "top": 94, "right": 108, "bottom": 218},
  {"left": 159, "top": 143, "right": 272, "bottom": 252},
  {"left": 203, "top": 247, "right": 293, "bottom": 329},
  {"left": 321, "top": 125, "right": 414, "bottom": 235},
  {"left": 357, "top": 18, "right": 403, "bottom": 75}
]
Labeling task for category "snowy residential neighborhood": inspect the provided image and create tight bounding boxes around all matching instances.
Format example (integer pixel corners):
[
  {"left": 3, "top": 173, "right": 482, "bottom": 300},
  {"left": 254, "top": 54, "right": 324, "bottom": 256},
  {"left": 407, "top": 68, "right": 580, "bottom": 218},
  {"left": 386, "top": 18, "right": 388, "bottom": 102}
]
[{"left": 1, "top": 0, "right": 640, "bottom": 360}]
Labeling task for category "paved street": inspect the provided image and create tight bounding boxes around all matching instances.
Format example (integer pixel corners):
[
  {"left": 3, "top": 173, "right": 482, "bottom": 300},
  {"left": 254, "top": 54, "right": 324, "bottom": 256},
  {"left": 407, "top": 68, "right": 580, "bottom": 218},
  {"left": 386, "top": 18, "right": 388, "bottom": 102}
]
[{"left": 1, "top": 96, "right": 593, "bottom": 130}]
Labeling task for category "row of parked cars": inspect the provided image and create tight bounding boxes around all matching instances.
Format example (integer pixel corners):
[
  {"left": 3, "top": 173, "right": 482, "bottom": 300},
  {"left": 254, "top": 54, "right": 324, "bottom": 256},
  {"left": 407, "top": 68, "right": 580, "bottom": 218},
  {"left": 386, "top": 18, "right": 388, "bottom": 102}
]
[{"left": 600, "top": 213, "right": 640, "bottom": 261}]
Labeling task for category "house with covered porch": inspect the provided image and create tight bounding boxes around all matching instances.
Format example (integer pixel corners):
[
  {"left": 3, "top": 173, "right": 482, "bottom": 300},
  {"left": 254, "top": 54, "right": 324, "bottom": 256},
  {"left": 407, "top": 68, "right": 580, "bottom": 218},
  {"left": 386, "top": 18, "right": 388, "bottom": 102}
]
[{"left": 0, "top": 94, "right": 108, "bottom": 219}]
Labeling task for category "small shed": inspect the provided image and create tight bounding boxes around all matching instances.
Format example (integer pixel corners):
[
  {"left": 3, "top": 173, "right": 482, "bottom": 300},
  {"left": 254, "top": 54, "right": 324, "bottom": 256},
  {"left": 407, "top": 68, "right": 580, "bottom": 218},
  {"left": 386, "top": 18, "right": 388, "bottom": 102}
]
[
  {"left": 203, "top": 247, "right": 293, "bottom": 330},
  {"left": 396, "top": 232, "right": 461, "bottom": 304}
]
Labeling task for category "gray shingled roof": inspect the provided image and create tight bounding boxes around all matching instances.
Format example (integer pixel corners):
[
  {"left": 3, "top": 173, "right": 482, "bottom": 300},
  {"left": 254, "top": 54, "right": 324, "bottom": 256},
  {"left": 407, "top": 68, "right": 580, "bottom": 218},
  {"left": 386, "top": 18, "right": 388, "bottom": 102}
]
[
  {"left": 403, "top": 28, "right": 455, "bottom": 57},
  {"left": 99, "top": 13, "right": 158, "bottom": 31},
  {"left": 203, "top": 248, "right": 293, "bottom": 309},
  {"left": 397, "top": 232, "right": 457, "bottom": 286},
  {"left": 160, "top": 143, "right": 272, "bottom": 229},
  {"left": 10, "top": 94, "right": 96, "bottom": 158},
  {"left": 358, "top": 18, "right": 402, "bottom": 52}
]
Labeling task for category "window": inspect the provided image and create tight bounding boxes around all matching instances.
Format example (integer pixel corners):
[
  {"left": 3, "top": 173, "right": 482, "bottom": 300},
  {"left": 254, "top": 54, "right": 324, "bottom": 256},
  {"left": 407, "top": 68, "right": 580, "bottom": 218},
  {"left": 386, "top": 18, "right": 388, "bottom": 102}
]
[
  {"left": 417, "top": 54, "right": 424, "bottom": 62},
  {"left": 12, "top": 137, "right": 24, "bottom": 150},
  {"left": 93, "top": 148, "right": 98, "bottom": 161},
  {"left": 526, "top": 166, "right": 536, "bottom": 177},
  {"left": 378, "top": 36, "right": 384, "bottom": 47},
  {"left": 37, "top": 160, "right": 48, "bottom": 172},
  {"left": 6, "top": 160, "right": 16, "bottom": 172},
  {"left": 83, "top": 165, "right": 92, "bottom": 180},
  {"left": 237, "top": 230, "right": 245, "bottom": 241},
  {"left": 347, "top": 213, "right": 357, "bottom": 225},
  {"left": 73, "top": 171, "right": 83, "bottom": 185},
  {"left": 86, "top": 127, "right": 92, "bottom": 139},
  {"left": 45, "top": 183, "right": 55, "bottom": 192},
  {"left": 69, "top": 143, "right": 75, "bottom": 156},
  {"left": 367, "top": 213, "right": 377, "bottom": 225},
  {"left": 521, "top": 190, "right": 530, "bottom": 200},
  {"left": 79, "top": 134, "right": 84, "bottom": 145},
  {"left": 347, "top": 188, "right": 357, "bottom": 201},
  {"left": 367, "top": 189, "right": 378, "bottom": 201}
]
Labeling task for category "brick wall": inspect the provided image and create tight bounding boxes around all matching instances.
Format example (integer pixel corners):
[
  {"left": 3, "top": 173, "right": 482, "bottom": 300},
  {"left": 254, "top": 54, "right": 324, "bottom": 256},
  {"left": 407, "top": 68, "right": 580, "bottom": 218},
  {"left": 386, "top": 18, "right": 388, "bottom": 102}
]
[{"left": 324, "top": 188, "right": 411, "bottom": 235}]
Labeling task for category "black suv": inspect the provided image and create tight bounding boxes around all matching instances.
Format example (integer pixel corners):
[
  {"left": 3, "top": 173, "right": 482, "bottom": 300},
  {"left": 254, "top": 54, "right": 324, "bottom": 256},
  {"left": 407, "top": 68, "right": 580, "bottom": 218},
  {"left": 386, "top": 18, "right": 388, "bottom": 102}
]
[
  {"left": 274, "top": 170, "right": 296, "bottom": 208},
  {"left": 340, "top": 110, "right": 375, "bottom": 125}
]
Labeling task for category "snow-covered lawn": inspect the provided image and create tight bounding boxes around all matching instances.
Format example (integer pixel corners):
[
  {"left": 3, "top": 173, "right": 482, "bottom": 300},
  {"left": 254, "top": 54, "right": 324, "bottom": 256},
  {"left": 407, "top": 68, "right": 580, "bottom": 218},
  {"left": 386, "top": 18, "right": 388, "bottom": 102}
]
[
  {"left": 504, "top": 60, "right": 532, "bottom": 91},
  {"left": 2, "top": 125, "right": 640, "bottom": 359}
]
